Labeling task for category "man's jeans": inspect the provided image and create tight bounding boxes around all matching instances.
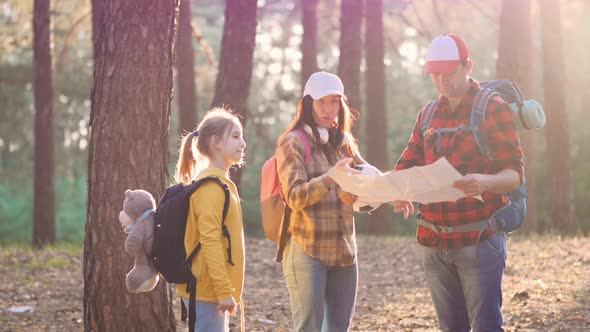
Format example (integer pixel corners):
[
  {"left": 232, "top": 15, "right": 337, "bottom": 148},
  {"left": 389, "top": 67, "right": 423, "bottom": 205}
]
[
  {"left": 421, "top": 232, "right": 507, "bottom": 332},
  {"left": 283, "top": 239, "right": 358, "bottom": 332}
]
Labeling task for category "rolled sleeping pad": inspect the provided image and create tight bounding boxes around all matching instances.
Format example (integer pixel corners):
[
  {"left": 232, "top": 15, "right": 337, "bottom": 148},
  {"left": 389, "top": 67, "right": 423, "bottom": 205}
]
[{"left": 509, "top": 99, "right": 546, "bottom": 130}]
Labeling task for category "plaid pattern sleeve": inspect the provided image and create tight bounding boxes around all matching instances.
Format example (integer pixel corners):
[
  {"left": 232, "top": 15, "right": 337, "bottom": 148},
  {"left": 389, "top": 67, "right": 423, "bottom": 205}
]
[
  {"left": 482, "top": 96, "right": 525, "bottom": 184},
  {"left": 395, "top": 111, "right": 426, "bottom": 170},
  {"left": 394, "top": 79, "right": 525, "bottom": 248},
  {"left": 275, "top": 131, "right": 357, "bottom": 266},
  {"left": 275, "top": 133, "right": 330, "bottom": 210}
]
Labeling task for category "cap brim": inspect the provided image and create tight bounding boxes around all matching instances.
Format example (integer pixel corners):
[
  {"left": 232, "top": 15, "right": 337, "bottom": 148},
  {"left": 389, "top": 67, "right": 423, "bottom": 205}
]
[
  {"left": 425, "top": 60, "right": 461, "bottom": 75},
  {"left": 309, "top": 89, "right": 344, "bottom": 100}
]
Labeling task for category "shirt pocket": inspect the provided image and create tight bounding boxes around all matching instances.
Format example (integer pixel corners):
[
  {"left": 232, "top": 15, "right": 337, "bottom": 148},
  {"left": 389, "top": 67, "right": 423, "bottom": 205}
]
[{"left": 445, "top": 130, "right": 485, "bottom": 174}]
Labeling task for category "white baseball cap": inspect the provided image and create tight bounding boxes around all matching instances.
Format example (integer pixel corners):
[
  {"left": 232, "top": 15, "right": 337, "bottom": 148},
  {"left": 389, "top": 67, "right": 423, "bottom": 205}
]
[
  {"left": 303, "top": 71, "right": 345, "bottom": 100},
  {"left": 425, "top": 33, "right": 469, "bottom": 75}
]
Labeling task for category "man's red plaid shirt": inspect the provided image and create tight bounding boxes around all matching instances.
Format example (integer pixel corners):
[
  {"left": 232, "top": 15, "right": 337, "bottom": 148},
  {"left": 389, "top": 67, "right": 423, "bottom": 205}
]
[{"left": 395, "top": 79, "right": 525, "bottom": 248}]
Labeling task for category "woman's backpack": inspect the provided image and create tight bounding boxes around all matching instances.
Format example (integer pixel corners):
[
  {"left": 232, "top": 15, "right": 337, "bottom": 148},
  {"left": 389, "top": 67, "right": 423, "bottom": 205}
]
[{"left": 260, "top": 130, "right": 311, "bottom": 256}]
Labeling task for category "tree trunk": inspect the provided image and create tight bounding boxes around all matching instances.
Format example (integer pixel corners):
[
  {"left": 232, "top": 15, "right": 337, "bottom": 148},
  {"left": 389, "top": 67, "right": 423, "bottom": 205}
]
[
  {"left": 210, "top": 0, "right": 257, "bottom": 188},
  {"left": 91, "top": 0, "right": 103, "bottom": 52},
  {"left": 84, "top": 1, "right": 179, "bottom": 331},
  {"left": 338, "top": 0, "right": 363, "bottom": 132},
  {"left": 539, "top": 0, "right": 574, "bottom": 233},
  {"left": 176, "top": 0, "right": 198, "bottom": 134},
  {"left": 32, "top": 0, "right": 55, "bottom": 248},
  {"left": 301, "top": 0, "right": 319, "bottom": 88},
  {"left": 497, "top": 0, "right": 538, "bottom": 233},
  {"left": 364, "top": 0, "right": 389, "bottom": 233}
]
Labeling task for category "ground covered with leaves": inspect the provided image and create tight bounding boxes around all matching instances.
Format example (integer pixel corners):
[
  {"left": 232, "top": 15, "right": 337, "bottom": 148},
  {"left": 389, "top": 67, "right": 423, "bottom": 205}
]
[{"left": 1, "top": 236, "right": 589, "bottom": 331}]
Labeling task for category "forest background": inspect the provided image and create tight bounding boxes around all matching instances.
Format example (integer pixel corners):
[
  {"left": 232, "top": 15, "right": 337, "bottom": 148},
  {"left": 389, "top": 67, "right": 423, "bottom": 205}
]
[{"left": 0, "top": 0, "right": 587, "bottom": 242}]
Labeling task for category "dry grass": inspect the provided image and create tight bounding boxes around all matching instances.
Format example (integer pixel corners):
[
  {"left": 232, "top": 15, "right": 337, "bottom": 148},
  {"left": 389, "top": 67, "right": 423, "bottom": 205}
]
[{"left": 1, "top": 236, "right": 589, "bottom": 331}]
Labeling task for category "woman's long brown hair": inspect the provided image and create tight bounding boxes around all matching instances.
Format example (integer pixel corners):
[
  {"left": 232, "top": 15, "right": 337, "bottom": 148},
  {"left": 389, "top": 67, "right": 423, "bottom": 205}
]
[{"left": 278, "top": 95, "right": 359, "bottom": 163}]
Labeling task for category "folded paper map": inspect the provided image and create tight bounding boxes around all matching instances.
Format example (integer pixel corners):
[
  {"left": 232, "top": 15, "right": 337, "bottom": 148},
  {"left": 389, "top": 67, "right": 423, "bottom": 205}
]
[{"left": 328, "top": 157, "right": 483, "bottom": 206}]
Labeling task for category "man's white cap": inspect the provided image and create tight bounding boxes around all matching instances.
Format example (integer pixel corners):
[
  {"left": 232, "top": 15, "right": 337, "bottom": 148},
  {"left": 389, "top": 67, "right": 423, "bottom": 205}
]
[
  {"left": 303, "top": 71, "right": 345, "bottom": 100},
  {"left": 425, "top": 33, "right": 469, "bottom": 75}
]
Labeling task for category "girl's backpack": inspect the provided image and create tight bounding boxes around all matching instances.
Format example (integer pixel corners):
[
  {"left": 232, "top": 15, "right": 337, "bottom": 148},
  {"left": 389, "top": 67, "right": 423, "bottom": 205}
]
[
  {"left": 151, "top": 176, "right": 231, "bottom": 332},
  {"left": 260, "top": 130, "right": 311, "bottom": 247}
]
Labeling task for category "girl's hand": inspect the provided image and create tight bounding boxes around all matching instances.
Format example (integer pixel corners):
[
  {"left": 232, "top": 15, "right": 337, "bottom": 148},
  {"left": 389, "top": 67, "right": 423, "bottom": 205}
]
[
  {"left": 217, "top": 297, "right": 237, "bottom": 315},
  {"left": 338, "top": 191, "right": 358, "bottom": 205}
]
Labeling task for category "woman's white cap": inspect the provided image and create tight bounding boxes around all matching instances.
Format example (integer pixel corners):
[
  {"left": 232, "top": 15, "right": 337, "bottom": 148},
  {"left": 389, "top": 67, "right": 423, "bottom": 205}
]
[{"left": 303, "top": 71, "right": 345, "bottom": 100}]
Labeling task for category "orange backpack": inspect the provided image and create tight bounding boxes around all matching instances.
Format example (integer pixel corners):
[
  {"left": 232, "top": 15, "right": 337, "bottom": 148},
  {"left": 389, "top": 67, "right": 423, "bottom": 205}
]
[{"left": 260, "top": 129, "right": 311, "bottom": 243}]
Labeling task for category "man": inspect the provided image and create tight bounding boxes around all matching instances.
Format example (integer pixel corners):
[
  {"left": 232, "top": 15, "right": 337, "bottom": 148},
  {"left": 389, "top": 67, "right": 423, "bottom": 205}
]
[{"left": 392, "top": 33, "right": 524, "bottom": 331}]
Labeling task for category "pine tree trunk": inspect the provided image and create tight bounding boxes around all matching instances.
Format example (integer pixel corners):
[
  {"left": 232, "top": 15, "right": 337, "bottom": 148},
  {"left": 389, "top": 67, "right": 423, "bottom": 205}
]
[
  {"left": 364, "top": 0, "right": 389, "bottom": 234},
  {"left": 84, "top": 1, "right": 179, "bottom": 331},
  {"left": 338, "top": 0, "right": 363, "bottom": 132},
  {"left": 301, "top": 0, "right": 319, "bottom": 88},
  {"left": 32, "top": 0, "right": 55, "bottom": 248},
  {"left": 497, "top": 0, "right": 538, "bottom": 233},
  {"left": 210, "top": 0, "right": 257, "bottom": 188},
  {"left": 176, "top": 0, "right": 198, "bottom": 134},
  {"left": 539, "top": 0, "right": 574, "bottom": 233}
]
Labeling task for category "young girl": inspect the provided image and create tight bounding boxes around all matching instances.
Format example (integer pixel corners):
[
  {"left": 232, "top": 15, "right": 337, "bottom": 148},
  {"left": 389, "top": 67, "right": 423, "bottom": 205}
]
[
  {"left": 275, "top": 71, "right": 368, "bottom": 331},
  {"left": 174, "top": 108, "right": 246, "bottom": 332}
]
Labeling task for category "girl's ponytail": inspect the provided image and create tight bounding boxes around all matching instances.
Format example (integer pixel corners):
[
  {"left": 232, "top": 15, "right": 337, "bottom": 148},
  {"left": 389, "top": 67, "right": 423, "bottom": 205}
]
[{"left": 174, "top": 131, "right": 198, "bottom": 185}]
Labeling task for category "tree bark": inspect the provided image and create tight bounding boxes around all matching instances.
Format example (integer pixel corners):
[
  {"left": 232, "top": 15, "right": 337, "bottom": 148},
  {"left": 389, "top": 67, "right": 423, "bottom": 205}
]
[
  {"left": 539, "top": 0, "right": 574, "bottom": 233},
  {"left": 301, "top": 0, "right": 319, "bottom": 88},
  {"left": 84, "top": 1, "right": 179, "bottom": 331},
  {"left": 338, "top": 0, "right": 363, "bottom": 131},
  {"left": 33, "top": 0, "right": 55, "bottom": 248},
  {"left": 210, "top": 0, "right": 257, "bottom": 188},
  {"left": 497, "top": 0, "right": 538, "bottom": 233},
  {"left": 176, "top": 0, "right": 198, "bottom": 134},
  {"left": 364, "top": 0, "right": 389, "bottom": 233}
]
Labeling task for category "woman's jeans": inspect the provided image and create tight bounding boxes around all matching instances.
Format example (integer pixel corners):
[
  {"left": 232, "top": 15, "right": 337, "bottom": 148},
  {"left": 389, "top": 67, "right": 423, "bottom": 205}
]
[
  {"left": 421, "top": 232, "right": 507, "bottom": 332},
  {"left": 181, "top": 297, "right": 229, "bottom": 332},
  {"left": 282, "top": 239, "right": 358, "bottom": 332}
]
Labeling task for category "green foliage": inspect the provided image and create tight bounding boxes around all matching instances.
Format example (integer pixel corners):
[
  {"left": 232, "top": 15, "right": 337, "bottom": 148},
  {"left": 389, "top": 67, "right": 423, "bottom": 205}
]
[
  {"left": 55, "top": 177, "right": 87, "bottom": 243},
  {"left": 0, "top": 184, "right": 32, "bottom": 244},
  {"left": 0, "top": 177, "right": 87, "bottom": 245}
]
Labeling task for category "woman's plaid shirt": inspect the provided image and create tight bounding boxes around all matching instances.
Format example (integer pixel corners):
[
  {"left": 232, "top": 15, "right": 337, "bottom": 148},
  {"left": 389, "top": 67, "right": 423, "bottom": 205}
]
[
  {"left": 275, "top": 131, "right": 360, "bottom": 266},
  {"left": 395, "top": 79, "right": 525, "bottom": 248}
]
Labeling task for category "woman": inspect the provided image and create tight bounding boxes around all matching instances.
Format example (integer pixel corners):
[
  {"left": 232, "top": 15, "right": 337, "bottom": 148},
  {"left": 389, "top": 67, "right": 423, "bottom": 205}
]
[{"left": 275, "top": 71, "right": 368, "bottom": 331}]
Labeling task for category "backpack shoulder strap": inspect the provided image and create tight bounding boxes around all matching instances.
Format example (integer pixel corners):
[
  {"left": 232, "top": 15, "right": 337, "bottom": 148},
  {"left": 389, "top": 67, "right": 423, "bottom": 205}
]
[
  {"left": 293, "top": 129, "right": 312, "bottom": 164},
  {"left": 420, "top": 100, "right": 439, "bottom": 137},
  {"left": 471, "top": 88, "right": 498, "bottom": 159},
  {"left": 194, "top": 176, "right": 230, "bottom": 223},
  {"left": 191, "top": 176, "right": 234, "bottom": 266}
]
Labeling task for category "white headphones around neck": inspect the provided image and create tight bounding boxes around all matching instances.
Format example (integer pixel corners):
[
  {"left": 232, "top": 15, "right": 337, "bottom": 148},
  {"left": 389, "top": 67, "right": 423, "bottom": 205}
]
[{"left": 302, "top": 124, "right": 348, "bottom": 147}]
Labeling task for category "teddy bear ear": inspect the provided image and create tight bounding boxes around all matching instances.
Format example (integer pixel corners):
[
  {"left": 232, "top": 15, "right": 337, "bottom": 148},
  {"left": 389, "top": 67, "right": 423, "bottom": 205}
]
[{"left": 125, "top": 190, "right": 132, "bottom": 197}]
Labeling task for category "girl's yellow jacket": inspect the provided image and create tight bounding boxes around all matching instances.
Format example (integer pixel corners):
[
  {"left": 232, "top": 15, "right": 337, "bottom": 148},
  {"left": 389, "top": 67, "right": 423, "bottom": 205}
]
[{"left": 176, "top": 167, "right": 245, "bottom": 303}]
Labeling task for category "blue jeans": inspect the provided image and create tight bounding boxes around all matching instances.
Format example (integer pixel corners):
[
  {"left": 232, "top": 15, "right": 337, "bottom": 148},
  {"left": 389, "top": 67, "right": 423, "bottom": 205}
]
[
  {"left": 282, "top": 239, "right": 358, "bottom": 332},
  {"left": 181, "top": 297, "right": 229, "bottom": 332},
  {"left": 421, "top": 232, "right": 507, "bottom": 332}
]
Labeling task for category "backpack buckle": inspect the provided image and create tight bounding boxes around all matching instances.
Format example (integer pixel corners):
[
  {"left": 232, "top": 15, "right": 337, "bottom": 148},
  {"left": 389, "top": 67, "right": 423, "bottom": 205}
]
[{"left": 423, "top": 127, "right": 435, "bottom": 139}]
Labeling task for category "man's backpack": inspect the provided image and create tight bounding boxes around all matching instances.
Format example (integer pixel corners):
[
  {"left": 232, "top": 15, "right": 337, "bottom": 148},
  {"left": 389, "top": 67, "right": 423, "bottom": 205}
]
[
  {"left": 260, "top": 129, "right": 311, "bottom": 259},
  {"left": 419, "top": 79, "right": 545, "bottom": 233},
  {"left": 151, "top": 176, "right": 231, "bottom": 332}
]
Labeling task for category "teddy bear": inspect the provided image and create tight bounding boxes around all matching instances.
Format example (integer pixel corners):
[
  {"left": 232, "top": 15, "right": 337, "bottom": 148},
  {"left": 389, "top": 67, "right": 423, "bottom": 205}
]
[{"left": 118, "top": 189, "right": 160, "bottom": 293}]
